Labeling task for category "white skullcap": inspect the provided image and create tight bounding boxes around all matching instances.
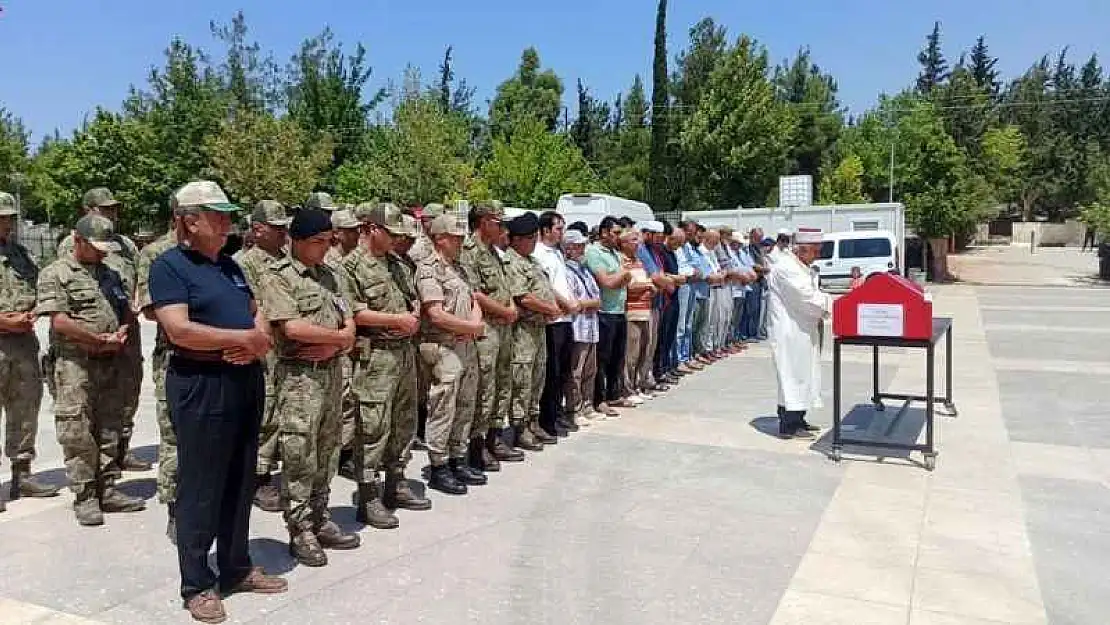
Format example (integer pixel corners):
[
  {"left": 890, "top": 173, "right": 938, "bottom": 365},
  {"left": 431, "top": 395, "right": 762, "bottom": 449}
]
[
  {"left": 794, "top": 228, "right": 823, "bottom": 244},
  {"left": 639, "top": 220, "right": 664, "bottom": 234},
  {"left": 777, "top": 227, "right": 793, "bottom": 237}
]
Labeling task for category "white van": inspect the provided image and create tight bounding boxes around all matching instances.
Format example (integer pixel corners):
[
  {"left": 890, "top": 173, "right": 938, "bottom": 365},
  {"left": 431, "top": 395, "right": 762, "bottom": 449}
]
[
  {"left": 813, "top": 230, "right": 900, "bottom": 291},
  {"left": 555, "top": 193, "right": 655, "bottom": 229}
]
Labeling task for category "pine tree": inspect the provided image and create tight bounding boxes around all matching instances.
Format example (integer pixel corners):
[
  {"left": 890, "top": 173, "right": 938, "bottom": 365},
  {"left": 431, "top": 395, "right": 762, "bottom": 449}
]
[
  {"left": 648, "top": 0, "right": 670, "bottom": 208},
  {"left": 916, "top": 21, "right": 949, "bottom": 96},
  {"left": 968, "top": 36, "right": 1000, "bottom": 96}
]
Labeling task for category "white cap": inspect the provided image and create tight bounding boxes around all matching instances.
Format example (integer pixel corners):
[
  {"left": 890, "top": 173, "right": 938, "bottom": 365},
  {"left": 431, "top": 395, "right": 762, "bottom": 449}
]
[
  {"left": 795, "top": 228, "right": 822, "bottom": 244},
  {"left": 563, "top": 230, "right": 588, "bottom": 245},
  {"left": 639, "top": 220, "right": 664, "bottom": 234},
  {"left": 777, "top": 227, "right": 793, "bottom": 237}
]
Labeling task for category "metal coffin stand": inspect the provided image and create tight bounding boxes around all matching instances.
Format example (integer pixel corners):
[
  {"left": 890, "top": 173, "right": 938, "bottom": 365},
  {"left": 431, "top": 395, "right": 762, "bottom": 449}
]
[{"left": 830, "top": 317, "right": 956, "bottom": 471}]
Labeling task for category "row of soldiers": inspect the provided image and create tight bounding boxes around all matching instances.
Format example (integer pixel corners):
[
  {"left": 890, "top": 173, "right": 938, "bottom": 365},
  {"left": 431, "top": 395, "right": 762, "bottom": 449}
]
[{"left": 0, "top": 184, "right": 572, "bottom": 568}]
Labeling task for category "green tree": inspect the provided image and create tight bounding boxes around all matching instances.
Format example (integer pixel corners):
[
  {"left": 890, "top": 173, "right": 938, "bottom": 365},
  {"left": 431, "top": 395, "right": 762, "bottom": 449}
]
[
  {"left": 980, "top": 125, "right": 1030, "bottom": 208},
  {"left": 570, "top": 80, "right": 611, "bottom": 163},
  {"left": 933, "top": 64, "right": 992, "bottom": 158},
  {"left": 680, "top": 36, "right": 796, "bottom": 208},
  {"left": 205, "top": 109, "right": 333, "bottom": 206},
  {"left": 916, "top": 22, "right": 949, "bottom": 95},
  {"left": 478, "top": 118, "right": 599, "bottom": 209},
  {"left": 435, "top": 46, "right": 477, "bottom": 115},
  {"left": 818, "top": 154, "right": 867, "bottom": 204},
  {"left": 209, "top": 11, "right": 281, "bottom": 112},
  {"left": 0, "top": 108, "right": 29, "bottom": 191},
  {"left": 968, "top": 36, "right": 1000, "bottom": 97},
  {"left": 774, "top": 47, "right": 843, "bottom": 179},
  {"left": 647, "top": 0, "right": 671, "bottom": 208},
  {"left": 670, "top": 17, "right": 729, "bottom": 208},
  {"left": 598, "top": 76, "right": 650, "bottom": 201},
  {"left": 488, "top": 48, "right": 564, "bottom": 139}
]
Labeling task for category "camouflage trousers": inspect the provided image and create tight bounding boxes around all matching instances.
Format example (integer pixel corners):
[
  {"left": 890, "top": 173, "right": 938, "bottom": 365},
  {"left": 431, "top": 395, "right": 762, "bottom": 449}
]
[
  {"left": 273, "top": 359, "right": 343, "bottom": 530},
  {"left": 477, "top": 322, "right": 513, "bottom": 432},
  {"left": 53, "top": 351, "right": 127, "bottom": 496},
  {"left": 510, "top": 323, "right": 547, "bottom": 427},
  {"left": 152, "top": 343, "right": 176, "bottom": 504},
  {"left": 352, "top": 341, "right": 416, "bottom": 483},
  {"left": 256, "top": 351, "right": 279, "bottom": 476},
  {"left": 0, "top": 334, "right": 43, "bottom": 467},
  {"left": 118, "top": 325, "right": 143, "bottom": 444},
  {"left": 339, "top": 355, "right": 357, "bottom": 449},
  {"left": 420, "top": 341, "right": 478, "bottom": 465}
]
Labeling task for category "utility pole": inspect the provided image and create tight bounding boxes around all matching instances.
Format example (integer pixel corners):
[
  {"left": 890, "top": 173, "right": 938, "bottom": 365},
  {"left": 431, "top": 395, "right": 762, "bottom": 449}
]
[{"left": 888, "top": 142, "right": 895, "bottom": 203}]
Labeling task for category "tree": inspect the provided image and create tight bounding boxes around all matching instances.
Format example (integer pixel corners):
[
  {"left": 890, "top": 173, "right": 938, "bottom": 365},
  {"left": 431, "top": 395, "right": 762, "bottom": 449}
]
[
  {"left": 933, "top": 64, "right": 992, "bottom": 158},
  {"left": 670, "top": 17, "right": 729, "bottom": 208},
  {"left": 478, "top": 118, "right": 599, "bottom": 209},
  {"left": 818, "top": 154, "right": 867, "bottom": 204},
  {"left": 286, "top": 29, "right": 384, "bottom": 168},
  {"left": 488, "top": 48, "right": 564, "bottom": 139},
  {"left": 598, "top": 76, "right": 650, "bottom": 201},
  {"left": 647, "top": 0, "right": 671, "bottom": 209},
  {"left": 435, "top": 46, "right": 477, "bottom": 115},
  {"left": 570, "top": 80, "right": 611, "bottom": 163},
  {"left": 968, "top": 36, "right": 1000, "bottom": 97},
  {"left": 209, "top": 11, "right": 281, "bottom": 113},
  {"left": 679, "top": 36, "right": 796, "bottom": 208},
  {"left": 980, "top": 125, "right": 1030, "bottom": 208},
  {"left": 916, "top": 22, "right": 949, "bottom": 95},
  {"left": 774, "top": 47, "right": 844, "bottom": 180},
  {"left": 0, "top": 108, "right": 29, "bottom": 190},
  {"left": 206, "top": 110, "right": 333, "bottom": 206}
]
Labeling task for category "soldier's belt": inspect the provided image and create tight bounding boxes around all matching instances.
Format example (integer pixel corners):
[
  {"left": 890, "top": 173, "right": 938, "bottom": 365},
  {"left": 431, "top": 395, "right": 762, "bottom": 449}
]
[{"left": 277, "top": 356, "right": 341, "bottom": 369}]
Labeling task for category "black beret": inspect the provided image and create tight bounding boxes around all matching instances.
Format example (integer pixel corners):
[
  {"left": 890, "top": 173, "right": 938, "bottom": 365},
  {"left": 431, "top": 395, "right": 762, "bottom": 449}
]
[
  {"left": 507, "top": 212, "right": 539, "bottom": 237},
  {"left": 289, "top": 208, "right": 333, "bottom": 240}
]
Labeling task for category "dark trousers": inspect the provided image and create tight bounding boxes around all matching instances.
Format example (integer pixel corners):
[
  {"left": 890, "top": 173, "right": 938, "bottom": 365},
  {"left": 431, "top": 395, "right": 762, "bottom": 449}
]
[
  {"left": 540, "top": 322, "right": 573, "bottom": 430},
  {"left": 743, "top": 282, "right": 763, "bottom": 340},
  {"left": 167, "top": 358, "right": 265, "bottom": 600},
  {"left": 654, "top": 301, "right": 679, "bottom": 378},
  {"left": 594, "top": 313, "right": 628, "bottom": 407}
]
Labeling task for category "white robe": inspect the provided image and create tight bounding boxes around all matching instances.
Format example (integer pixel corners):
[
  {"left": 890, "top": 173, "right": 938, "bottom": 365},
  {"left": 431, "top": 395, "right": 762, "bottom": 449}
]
[{"left": 767, "top": 250, "right": 832, "bottom": 411}]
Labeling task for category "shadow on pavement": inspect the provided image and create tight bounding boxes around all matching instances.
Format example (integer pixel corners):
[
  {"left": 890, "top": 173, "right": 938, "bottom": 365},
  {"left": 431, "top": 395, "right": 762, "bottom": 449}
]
[
  {"left": 247, "top": 538, "right": 297, "bottom": 575},
  {"left": 809, "top": 403, "right": 928, "bottom": 468},
  {"left": 116, "top": 477, "right": 157, "bottom": 500},
  {"left": 129, "top": 444, "right": 158, "bottom": 465}
]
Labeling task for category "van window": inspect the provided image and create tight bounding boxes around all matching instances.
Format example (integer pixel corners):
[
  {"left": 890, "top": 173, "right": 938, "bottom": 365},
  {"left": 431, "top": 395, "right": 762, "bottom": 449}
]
[
  {"left": 839, "top": 237, "right": 892, "bottom": 259},
  {"left": 819, "top": 241, "right": 835, "bottom": 259}
]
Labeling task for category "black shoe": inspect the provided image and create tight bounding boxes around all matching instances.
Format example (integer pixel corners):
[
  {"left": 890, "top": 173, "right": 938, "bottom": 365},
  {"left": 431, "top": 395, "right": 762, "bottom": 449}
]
[
  {"left": 476, "top": 438, "right": 501, "bottom": 472},
  {"left": 530, "top": 423, "right": 557, "bottom": 445},
  {"left": 337, "top": 449, "right": 356, "bottom": 481},
  {"left": 490, "top": 429, "right": 525, "bottom": 462},
  {"left": 556, "top": 415, "right": 578, "bottom": 433},
  {"left": 428, "top": 465, "right": 467, "bottom": 495},
  {"left": 799, "top": 419, "right": 821, "bottom": 433},
  {"left": 449, "top": 458, "right": 488, "bottom": 486},
  {"left": 790, "top": 428, "right": 816, "bottom": 440},
  {"left": 384, "top": 471, "right": 432, "bottom": 511}
]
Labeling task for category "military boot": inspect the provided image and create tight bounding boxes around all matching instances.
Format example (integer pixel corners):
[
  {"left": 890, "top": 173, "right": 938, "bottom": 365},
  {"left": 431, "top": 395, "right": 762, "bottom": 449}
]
[
  {"left": 449, "top": 458, "right": 487, "bottom": 486},
  {"left": 315, "top": 519, "right": 361, "bottom": 550},
  {"left": 384, "top": 470, "right": 431, "bottom": 511},
  {"left": 428, "top": 464, "right": 467, "bottom": 495},
  {"left": 100, "top": 485, "right": 146, "bottom": 513},
  {"left": 355, "top": 481, "right": 399, "bottom": 529},
  {"left": 10, "top": 462, "right": 62, "bottom": 499},
  {"left": 120, "top": 437, "right": 153, "bottom": 471},
  {"left": 556, "top": 414, "right": 579, "bottom": 434},
  {"left": 74, "top": 490, "right": 104, "bottom": 527},
  {"left": 529, "top": 422, "right": 557, "bottom": 445},
  {"left": 289, "top": 527, "right": 327, "bottom": 567},
  {"left": 514, "top": 424, "right": 543, "bottom": 452},
  {"left": 488, "top": 429, "right": 524, "bottom": 462},
  {"left": 469, "top": 437, "right": 499, "bottom": 472},
  {"left": 252, "top": 474, "right": 282, "bottom": 513}
]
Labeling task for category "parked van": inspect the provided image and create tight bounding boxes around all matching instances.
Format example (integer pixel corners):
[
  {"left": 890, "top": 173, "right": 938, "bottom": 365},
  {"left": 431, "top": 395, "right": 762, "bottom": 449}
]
[
  {"left": 555, "top": 193, "right": 654, "bottom": 229},
  {"left": 813, "top": 230, "right": 900, "bottom": 291}
]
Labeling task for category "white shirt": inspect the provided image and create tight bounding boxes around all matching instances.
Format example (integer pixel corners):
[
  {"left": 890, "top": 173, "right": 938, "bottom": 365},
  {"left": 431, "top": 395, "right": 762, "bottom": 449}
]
[
  {"left": 533, "top": 240, "right": 573, "bottom": 324},
  {"left": 766, "top": 249, "right": 832, "bottom": 411}
]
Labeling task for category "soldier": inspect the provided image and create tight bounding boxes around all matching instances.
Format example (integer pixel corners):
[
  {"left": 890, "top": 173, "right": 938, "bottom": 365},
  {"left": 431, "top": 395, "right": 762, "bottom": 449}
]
[
  {"left": 415, "top": 214, "right": 485, "bottom": 494},
  {"left": 0, "top": 193, "right": 61, "bottom": 511},
  {"left": 503, "top": 213, "right": 562, "bottom": 451},
  {"left": 342, "top": 203, "right": 430, "bottom": 529},
  {"left": 56, "top": 188, "right": 150, "bottom": 472},
  {"left": 458, "top": 202, "right": 522, "bottom": 471},
  {"left": 37, "top": 215, "right": 146, "bottom": 525},
  {"left": 134, "top": 222, "right": 179, "bottom": 540},
  {"left": 407, "top": 203, "right": 444, "bottom": 265},
  {"left": 260, "top": 209, "right": 360, "bottom": 566},
  {"left": 305, "top": 191, "right": 338, "bottom": 213},
  {"left": 328, "top": 209, "right": 362, "bottom": 480},
  {"left": 235, "top": 200, "right": 291, "bottom": 513},
  {"left": 392, "top": 213, "right": 431, "bottom": 448}
]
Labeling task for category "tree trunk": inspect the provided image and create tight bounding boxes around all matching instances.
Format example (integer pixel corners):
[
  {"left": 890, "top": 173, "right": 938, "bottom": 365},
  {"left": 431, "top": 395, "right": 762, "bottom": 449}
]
[{"left": 928, "top": 237, "right": 950, "bottom": 282}]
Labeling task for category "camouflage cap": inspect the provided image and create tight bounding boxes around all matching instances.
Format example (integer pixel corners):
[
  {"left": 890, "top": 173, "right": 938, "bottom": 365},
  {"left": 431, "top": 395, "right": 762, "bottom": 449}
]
[
  {"left": 171, "top": 180, "right": 239, "bottom": 212},
  {"left": 357, "top": 202, "right": 407, "bottom": 236},
  {"left": 250, "top": 200, "right": 292, "bottom": 227},
  {"left": 74, "top": 214, "right": 120, "bottom": 253},
  {"left": 83, "top": 187, "right": 122, "bottom": 210},
  {"left": 422, "top": 203, "right": 446, "bottom": 219},
  {"left": 305, "top": 191, "right": 337, "bottom": 211},
  {"left": 400, "top": 214, "right": 421, "bottom": 238},
  {"left": 428, "top": 213, "right": 468, "bottom": 237},
  {"left": 471, "top": 200, "right": 504, "bottom": 219},
  {"left": 330, "top": 208, "right": 360, "bottom": 230},
  {"left": 0, "top": 192, "right": 16, "bottom": 217}
]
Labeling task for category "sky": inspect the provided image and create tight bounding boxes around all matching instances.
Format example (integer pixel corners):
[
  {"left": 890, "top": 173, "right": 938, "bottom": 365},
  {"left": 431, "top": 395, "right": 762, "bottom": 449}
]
[{"left": 1, "top": 0, "right": 1108, "bottom": 141}]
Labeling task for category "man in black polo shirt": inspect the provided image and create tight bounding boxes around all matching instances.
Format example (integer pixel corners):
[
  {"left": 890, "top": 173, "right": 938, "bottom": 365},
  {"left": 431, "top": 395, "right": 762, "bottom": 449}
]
[{"left": 148, "top": 181, "right": 287, "bottom": 624}]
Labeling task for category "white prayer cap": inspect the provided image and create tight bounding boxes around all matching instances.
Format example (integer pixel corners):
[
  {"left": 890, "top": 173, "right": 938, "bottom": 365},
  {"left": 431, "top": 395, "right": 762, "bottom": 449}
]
[
  {"left": 563, "top": 230, "right": 588, "bottom": 245},
  {"left": 776, "top": 227, "right": 793, "bottom": 237},
  {"left": 639, "top": 220, "right": 664, "bottom": 234},
  {"left": 794, "top": 228, "right": 823, "bottom": 244}
]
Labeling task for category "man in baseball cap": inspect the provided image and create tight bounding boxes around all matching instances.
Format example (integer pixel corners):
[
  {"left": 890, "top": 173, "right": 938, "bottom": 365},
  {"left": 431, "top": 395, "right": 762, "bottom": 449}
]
[{"left": 305, "top": 192, "right": 337, "bottom": 212}]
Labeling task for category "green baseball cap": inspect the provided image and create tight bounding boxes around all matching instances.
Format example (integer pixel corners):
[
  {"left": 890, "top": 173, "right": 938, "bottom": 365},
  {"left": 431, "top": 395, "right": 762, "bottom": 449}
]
[
  {"left": 83, "top": 187, "right": 121, "bottom": 210},
  {"left": 0, "top": 192, "right": 16, "bottom": 217},
  {"left": 305, "top": 191, "right": 337, "bottom": 211},
  {"left": 75, "top": 214, "right": 121, "bottom": 253},
  {"left": 251, "top": 200, "right": 292, "bottom": 227},
  {"left": 171, "top": 181, "right": 239, "bottom": 212}
]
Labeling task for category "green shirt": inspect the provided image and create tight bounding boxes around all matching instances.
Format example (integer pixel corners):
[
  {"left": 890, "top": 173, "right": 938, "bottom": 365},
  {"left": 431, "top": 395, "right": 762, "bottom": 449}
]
[{"left": 584, "top": 243, "right": 626, "bottom": 314}]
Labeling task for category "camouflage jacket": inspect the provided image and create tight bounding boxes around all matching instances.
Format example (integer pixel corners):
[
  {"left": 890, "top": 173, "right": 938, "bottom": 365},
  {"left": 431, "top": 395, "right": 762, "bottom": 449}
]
[
  {"left": 458, "top": 234, "right": 513, "bottom": 305},
  {"left": 36, "top": 255, "right": 123, "bottom": 352},
  {"left": 260, "top": 256, "right": 351, "bottom": 359},
  {"left": 0, "top": 239, "right": 39, "bottom": 314},
  {"left": 57, "top": 232, "right": 139, "bottom": 296},
  {"left": 341, "top": 248, "right": 415, "bottom": 343},
  {"left": 504, "top": 248, "right": 554, "bottom": 326},
  {"left": 414, "top": 250, "right": 474, "bottom": 345}
]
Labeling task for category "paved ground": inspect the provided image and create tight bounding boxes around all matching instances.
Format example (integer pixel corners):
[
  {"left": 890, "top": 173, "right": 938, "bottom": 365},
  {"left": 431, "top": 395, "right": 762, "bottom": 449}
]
[{"left": 1, "top": 247, "right": 1107, "bottom": 624}]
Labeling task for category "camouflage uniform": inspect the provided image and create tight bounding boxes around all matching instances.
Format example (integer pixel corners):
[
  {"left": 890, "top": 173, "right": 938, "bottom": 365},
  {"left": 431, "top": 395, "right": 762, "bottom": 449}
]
[
  {"left": 0, "top": 228, "right": 44, "bottom": 486},
  {"left": 458, "top": 233, "right": 515, "bottom": 436},
  {"left": 504, "top": 248, "right": 555, "bottom": 431},
  {"left": 36, "top": 233, "right": 133, "bottom": 511},
  {"left": 134, "top": 231, "right": 178, "bottom": 504},
  {"left": 414, "top": 248, "right": 479, "bottom": 467},
  {"left": 235, "top": 244, "right": 287, "bottom": 477},
  {"left": 327, "top": 245, "right": 360, "bottom": 452},
  {"left": 259, "top": 256, "right": 348, "bottom": 533}
]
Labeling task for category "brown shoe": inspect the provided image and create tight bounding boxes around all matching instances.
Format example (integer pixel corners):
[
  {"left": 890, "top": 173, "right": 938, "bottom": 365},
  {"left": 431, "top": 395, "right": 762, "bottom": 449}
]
[
  {"left": 227, "top": 567, "right": 288, "bottom": 595},
  {"left": 185, "top": 590, "right": 226, "bottom": 624}
]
